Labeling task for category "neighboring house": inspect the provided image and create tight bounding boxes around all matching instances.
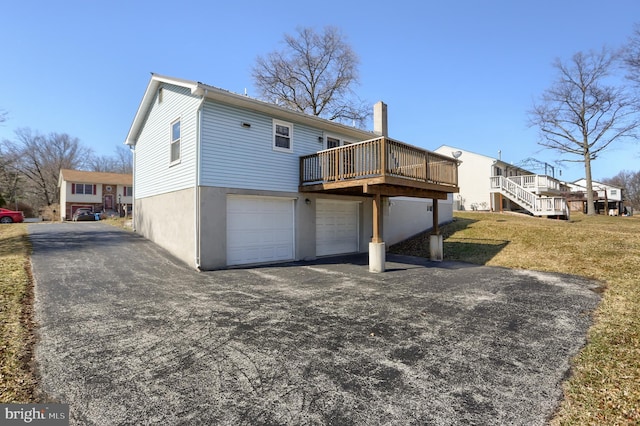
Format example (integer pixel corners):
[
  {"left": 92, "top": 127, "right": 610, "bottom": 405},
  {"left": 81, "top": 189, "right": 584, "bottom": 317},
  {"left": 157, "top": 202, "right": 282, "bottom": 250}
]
[
  {"left": 124, "top": 74, "right": 459, "bottom": 271},
  {"left": 564, "top": 179, "right": 625, "bottom": 215},
  {"left": 434, "top": 145, "right": 569, "bottom": 219},
  {"left": 58, "top": 169, "right": 133, "bottom": 220}
]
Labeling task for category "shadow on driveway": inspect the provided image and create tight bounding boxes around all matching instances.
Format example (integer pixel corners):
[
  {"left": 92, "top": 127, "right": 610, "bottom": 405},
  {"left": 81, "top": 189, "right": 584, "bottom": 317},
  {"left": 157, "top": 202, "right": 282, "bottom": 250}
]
[{"left": 29, "top": 223, "right": 601, "bottom": 425}]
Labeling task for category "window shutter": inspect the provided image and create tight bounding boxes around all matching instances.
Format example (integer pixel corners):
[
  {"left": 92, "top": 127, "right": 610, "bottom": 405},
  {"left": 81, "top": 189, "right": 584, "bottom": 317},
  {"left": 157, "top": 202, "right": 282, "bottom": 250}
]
[
  {"left": 123, "top": 187, "right": 127, "bottom": 197},
  {"left": 72, "top": 183, "right": 75, "bottom": 194},
  {"left": 93, "top": 185, "right": 97, "bottom": 195}
]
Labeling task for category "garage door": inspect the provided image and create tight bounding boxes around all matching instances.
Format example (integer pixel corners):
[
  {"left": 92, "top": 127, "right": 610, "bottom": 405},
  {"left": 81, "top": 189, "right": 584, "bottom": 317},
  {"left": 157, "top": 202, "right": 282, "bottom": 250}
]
[
  {"left": 227, "top": 196, "right": 295, "bottom": 266},
  {"left": 316, "top": 199, "right": 359, "bottom": 256}
]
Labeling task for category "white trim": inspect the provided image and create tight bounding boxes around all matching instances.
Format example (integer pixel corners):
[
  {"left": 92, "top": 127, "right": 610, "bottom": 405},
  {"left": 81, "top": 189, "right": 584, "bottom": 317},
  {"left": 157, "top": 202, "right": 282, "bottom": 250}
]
[
  {"left": 272, "top": 119, "right": 293, "bottom": 153},
  {"left": 170, "top": 117, "right": 181, "bottom": 165}
]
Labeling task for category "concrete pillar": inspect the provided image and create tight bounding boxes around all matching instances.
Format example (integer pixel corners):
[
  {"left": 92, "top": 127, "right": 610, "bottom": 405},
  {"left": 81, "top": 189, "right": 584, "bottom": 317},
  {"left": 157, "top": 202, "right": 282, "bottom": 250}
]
[
  {"left": 430, "top": 234, "right": 443, "bottom": 261},
  {"left": 369, "top": 242, "right": 386, "bottom": 273}
]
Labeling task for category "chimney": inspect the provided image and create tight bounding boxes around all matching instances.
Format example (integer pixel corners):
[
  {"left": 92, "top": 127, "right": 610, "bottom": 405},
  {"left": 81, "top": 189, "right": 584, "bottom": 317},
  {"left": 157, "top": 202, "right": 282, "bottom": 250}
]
[{"left": 373, "top": 101, "right": 388, "bottom": 137}]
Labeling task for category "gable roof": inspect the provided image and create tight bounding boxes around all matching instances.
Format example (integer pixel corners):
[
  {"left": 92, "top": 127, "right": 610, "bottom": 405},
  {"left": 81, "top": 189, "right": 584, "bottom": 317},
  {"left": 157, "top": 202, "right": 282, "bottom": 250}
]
[
  {"left": 59, "top": 169, "right": 132, "bottom": 186},
  {"left": 125, "top": 73, "right": 376, "bottom": 146}
]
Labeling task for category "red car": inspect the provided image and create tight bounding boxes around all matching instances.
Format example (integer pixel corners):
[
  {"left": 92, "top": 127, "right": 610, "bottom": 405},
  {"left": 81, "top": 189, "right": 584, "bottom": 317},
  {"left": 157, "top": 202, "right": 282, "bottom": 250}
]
[{"left": 0, "top": 208, "right": 25, "bottom": 224}]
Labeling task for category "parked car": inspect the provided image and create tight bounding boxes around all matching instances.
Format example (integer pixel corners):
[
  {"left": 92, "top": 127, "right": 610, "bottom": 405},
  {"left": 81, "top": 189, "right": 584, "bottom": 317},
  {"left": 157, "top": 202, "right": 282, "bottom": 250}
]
[
  {"left": 72, "top": 208, "right": 101, "bottom": 221},
  {"left": 0, "top": 208, "right": 25, "bottom": 224}
]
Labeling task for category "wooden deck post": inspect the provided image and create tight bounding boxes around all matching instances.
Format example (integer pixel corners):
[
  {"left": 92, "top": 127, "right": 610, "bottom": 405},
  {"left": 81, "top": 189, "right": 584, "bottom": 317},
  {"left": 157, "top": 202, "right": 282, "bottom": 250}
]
[
  {"left": 372, "top": 193, "right": 383, "bottom": 243},
  {"left": 432, "top": 198, "right": 439, "bottom": 235},
  {"left": 369, "top": 192, "right": 385, "bottom": 272}
]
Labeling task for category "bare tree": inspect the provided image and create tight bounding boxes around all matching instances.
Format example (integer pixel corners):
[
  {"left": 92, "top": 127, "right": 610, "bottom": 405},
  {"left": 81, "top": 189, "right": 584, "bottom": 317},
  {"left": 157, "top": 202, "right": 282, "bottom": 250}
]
[
  {"left": 529, "top": 48, "right": 640, "bottom": 215},
  {"left": 2, "top": 128, "right": 93, "bottom": 208},
  {"left": 602, "top": 170, "right": 640, "bottom": 211},
  {"left": 253, "top": 26, "right": 370, "bottom": 127},
  {"left": 88, "top": 146, "right": 132, "bottom": 174},
  {"left": 623, "top": 23, "right": 640, "bottom": 86}
]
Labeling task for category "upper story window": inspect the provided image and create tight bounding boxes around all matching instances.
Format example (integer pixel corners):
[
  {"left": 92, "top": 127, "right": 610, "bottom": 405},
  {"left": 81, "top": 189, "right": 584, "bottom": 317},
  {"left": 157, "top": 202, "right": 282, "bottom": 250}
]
[
  {"left": 72, "top": 183, "right": 95, "bottom": 195},
  {"left": 123, "top": 186, "right": 133, "bottom": 196},
  {"left": 170, "top": 119, "right": 181, "bottom": 164},
  {"left": 610, "top": 189, "right": 618, "bottom": 196},
  {"left": 273, "top": 120, "right": 293, "bottom": 152}
]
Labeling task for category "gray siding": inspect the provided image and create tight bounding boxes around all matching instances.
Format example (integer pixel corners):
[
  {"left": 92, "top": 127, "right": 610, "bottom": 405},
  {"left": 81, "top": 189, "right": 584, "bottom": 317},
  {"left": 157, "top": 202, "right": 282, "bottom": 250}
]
[
  {"left": 199, "top": 101, "right": 353, "bottom": 192},
  {"left": 134, "top": 84, "right": 200, "bottom": 199}
]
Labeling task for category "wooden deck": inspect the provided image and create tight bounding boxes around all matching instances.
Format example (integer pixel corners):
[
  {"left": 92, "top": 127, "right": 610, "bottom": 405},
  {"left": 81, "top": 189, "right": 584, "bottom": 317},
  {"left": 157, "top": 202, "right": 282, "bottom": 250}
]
[{"left": 299, "top": 137, "right": 459, "bottom": 199}]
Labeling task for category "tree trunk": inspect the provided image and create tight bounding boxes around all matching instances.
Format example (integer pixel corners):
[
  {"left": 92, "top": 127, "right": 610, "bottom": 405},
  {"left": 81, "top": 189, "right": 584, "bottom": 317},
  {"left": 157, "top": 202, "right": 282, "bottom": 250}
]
[{"left": 584, "top": 153, "right": 595, "bottom": 215}]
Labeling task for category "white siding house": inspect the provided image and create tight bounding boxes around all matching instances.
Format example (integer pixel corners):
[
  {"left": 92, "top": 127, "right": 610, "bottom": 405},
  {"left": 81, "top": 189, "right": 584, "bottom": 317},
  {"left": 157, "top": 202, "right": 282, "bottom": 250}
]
[
  {"left": 565, "top": 179, "right": 626, "bottom": 215},
  {"left": 435, "top": 145, "right": 569, "bottom": 218},
  {"left": 125, "top": 74, "right": 458, "bottom": 270}
]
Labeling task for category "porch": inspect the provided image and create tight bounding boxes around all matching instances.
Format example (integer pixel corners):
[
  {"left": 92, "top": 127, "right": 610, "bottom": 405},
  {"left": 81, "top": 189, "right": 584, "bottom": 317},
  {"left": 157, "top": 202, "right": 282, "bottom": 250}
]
[
  {"left": 490, "top": 175, "right": 569, "bottom": 218},
  {"left": 299, "top": 136, "right": 459, "bottom": 271},
  {"left": 300, "top": 136, "right": 459, "bottom": 197}
]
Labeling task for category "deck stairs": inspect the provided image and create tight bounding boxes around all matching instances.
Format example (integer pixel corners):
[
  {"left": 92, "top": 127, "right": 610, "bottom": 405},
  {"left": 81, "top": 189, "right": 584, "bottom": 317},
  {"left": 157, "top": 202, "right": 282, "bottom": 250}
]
[{"left": 490, "top": 175, "right": 569, "bottom": 218}]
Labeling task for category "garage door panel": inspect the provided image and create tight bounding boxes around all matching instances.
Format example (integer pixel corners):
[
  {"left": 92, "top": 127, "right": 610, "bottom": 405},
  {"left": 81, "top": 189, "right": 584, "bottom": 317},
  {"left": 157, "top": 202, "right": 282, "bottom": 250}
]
[
  {"left": 227, "top": 197, "right": 294, "bottom": 266},
  {"left": 316, "top": 200, "right": 359, "bottom": 257}
]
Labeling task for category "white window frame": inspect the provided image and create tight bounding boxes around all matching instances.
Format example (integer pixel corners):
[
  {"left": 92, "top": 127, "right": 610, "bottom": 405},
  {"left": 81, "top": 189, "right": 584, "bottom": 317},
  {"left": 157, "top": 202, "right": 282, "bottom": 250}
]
[
  {"left": 273, "top": 120, "right": 293, "bottom": 153},
  {"left": 170, "top": 118, "right": 181, "bottom": 165}
]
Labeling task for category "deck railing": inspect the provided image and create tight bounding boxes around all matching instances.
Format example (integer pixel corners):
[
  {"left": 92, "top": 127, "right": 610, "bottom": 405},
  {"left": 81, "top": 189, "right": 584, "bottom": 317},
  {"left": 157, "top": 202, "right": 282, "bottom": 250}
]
[
  {"left": 300, "top": 137, "right": 458, "bottom": 187},
  {"left": 506, "top": 174, "right": 563, "bottom": 194},
  {"left": 491, "top": 175, "right": 568, "bottom": 216}
]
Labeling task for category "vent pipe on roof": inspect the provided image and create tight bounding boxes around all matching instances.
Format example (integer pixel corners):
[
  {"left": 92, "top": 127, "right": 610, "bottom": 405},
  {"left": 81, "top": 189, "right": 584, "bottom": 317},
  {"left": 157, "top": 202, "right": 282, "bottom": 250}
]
[{"left": 374, "top": 101, "right": 388, "bottom": 137}]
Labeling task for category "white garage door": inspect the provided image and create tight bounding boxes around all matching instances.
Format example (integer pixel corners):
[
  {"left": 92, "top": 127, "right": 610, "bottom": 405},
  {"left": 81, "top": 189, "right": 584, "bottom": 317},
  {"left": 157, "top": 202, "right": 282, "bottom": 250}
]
[
  {"left": 227, "top": 196, "right": 294, "bottom": 266},
  {"left": 316, "top": 199, "right": 359, "bottom": 256}
]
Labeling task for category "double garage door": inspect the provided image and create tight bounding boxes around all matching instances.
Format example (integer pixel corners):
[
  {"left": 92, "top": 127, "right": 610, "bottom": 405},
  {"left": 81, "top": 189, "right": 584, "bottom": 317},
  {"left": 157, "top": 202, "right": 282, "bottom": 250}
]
[{"left": 226, "top": 196, "right": 359, "bottom": 266}]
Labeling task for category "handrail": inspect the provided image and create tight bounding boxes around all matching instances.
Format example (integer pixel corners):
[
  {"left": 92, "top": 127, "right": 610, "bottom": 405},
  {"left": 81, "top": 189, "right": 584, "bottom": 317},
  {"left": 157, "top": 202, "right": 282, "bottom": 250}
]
[
  {"left": 506, "top": 174, "right": 562, "bottom": 193},
  {"left": 491, "top": 176, "right": 568, "bottom": 216},
  {"left": 300, "top": 137, "right": 458, "bottom": 187}
]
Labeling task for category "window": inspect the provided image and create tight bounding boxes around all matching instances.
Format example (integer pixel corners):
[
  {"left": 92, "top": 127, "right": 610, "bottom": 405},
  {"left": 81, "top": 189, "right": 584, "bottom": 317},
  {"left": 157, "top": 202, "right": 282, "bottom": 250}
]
[
  {"left": 610, "top": 189, "right": 618, "bottom": 196},
  {"left": 273, "top": 120, "right": 293, "bottom": 152},
  {"left": 170, "top": 119, "right": 181, "bottom": 163},
  {"left": 72, "top": 183, "right": 95, "bottom": 195},
  {"left": 123, "top": 186, "right": 133, "bottom": 196},
  {"left": 326, "top": 136, "right": 341, "bottom": 149}
]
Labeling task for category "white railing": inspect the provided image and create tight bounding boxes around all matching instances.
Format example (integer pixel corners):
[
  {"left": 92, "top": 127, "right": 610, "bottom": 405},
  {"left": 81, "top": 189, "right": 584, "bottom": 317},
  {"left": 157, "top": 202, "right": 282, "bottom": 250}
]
[
  {"left": 490, "top": 176, "right": 568, "bottom": 217},
  {"left": 506, "top": 174, "right": 562, "bottom": 194}
]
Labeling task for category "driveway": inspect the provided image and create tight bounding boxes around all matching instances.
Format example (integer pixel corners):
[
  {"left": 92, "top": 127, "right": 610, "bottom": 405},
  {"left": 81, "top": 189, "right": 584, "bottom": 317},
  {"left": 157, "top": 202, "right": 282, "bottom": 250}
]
[{"left": 29, "top": 222, "right": 601, "bottom": 425}]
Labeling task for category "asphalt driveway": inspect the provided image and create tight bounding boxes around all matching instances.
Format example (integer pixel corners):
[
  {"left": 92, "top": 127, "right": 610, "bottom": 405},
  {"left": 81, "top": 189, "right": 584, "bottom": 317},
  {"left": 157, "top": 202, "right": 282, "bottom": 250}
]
[{"left": 29, "top": 222, "right": 601, "bottom": 425}]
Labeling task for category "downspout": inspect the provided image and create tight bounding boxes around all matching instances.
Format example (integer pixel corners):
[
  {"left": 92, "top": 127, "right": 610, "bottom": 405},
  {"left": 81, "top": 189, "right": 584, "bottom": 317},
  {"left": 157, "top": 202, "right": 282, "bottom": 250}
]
[
  {"left": 131, "top": 146, "right": 136, "bottom": 232},
  {"left": 195, "top": 90, "right": 208, "bottom": 270}
]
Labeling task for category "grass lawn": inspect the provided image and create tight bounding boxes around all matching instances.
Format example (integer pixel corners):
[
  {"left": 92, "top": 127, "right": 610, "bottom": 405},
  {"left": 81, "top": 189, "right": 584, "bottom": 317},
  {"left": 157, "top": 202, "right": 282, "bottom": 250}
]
[
  {"left": 1, "top": 212, "right": 638, "bottom": 423},
  {"left": 392, "top": 211, "right": 640, "bottom": 424}
]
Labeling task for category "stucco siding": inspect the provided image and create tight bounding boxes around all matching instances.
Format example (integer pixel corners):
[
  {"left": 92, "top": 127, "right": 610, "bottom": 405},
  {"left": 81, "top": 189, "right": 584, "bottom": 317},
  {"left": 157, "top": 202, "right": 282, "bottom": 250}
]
[
  {"left": 134, "top": 188, "right": 195, "bottom": 267},
  {"left": 199, "top": 101, "right": 353, "bottom": 192},
  {"left": 134, "top": 84, "right": 199, "bottom": 199}
]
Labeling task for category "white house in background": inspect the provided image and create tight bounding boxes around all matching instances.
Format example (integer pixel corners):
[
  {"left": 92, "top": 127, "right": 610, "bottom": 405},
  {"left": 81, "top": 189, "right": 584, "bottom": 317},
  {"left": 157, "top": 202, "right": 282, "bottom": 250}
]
[
  {"left": 434, "top": 145, "right": 569, "bottom": 219},
  {"left": 124, "top": 74, "right": 459, "bottom": 271},
  {"left": 565, "top": 179, "right": 625, "bottom": 215},
  {"left": 58, "top": 169, "right": 133, "bottom": 220}
]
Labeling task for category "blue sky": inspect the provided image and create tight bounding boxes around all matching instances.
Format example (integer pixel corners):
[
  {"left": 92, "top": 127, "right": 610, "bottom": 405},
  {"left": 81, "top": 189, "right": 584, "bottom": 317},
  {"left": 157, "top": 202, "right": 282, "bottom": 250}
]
[{"left": 1, "top": 0, "right": 639, "bottom": 182}]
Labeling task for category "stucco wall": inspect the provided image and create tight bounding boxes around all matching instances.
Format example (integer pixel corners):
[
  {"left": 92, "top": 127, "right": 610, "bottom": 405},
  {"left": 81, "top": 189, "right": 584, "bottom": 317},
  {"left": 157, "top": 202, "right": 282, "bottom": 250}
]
[{"left": 134, "top": 188, "right": 195, "bottom": 267}]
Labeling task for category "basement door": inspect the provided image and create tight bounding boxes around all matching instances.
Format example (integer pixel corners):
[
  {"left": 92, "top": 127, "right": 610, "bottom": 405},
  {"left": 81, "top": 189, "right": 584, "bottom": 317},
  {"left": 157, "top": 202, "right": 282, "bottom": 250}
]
[
  {"left": 226, "top": 196, "right": 295, "bottom": 266},
  {"left": 316, "top": 199, "right": 360, "bottom": 256}
]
